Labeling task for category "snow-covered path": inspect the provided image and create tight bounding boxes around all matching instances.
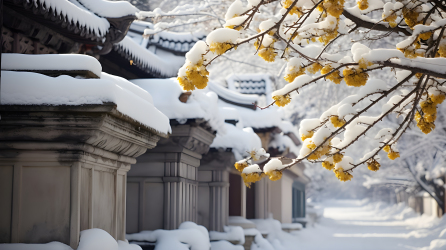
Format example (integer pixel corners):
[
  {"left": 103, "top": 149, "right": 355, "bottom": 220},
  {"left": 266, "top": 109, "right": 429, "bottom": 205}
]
[{"left": 286, "top": 200, "right": 446, "bottom": 250}]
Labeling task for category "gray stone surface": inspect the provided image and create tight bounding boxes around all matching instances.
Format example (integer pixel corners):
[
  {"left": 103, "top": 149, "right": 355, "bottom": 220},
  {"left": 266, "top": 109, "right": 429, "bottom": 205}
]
[
  {"left": 0, "top": 104, "right": 163, "bottom": 248},
  {"left": 127, "top": 122, "right": 215, "bottom": 232}
]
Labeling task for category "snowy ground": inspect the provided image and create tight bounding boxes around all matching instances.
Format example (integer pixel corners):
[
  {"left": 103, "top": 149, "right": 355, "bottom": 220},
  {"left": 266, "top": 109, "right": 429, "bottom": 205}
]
[{"left": 287, "top": 200, "right": 446, "bottom": 250}]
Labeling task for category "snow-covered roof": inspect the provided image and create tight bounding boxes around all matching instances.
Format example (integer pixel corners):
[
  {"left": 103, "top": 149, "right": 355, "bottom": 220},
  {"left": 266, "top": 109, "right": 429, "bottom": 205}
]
[
  {"left": 18, "top": 0, "right": 139, "bottom": 43},
  {"left": 210, "top": 108, "right": 262, "bottom": 160},
  {"left": 76, "top": 0, "right": 138, "bottom": 18},
  {"left": 1, "top": 70, "right": 171, "bottom": 136},
  {"left": 128, "top": 21, "right": 206, "bottom": 55},
  {"left": 115, "top": 36, "right": 185, "bottom": 78},
  {"left": 226, "top": 74, "right": 274, "bottom": 101},
  {"left": 1, "top": 53, "right": 102, "bottom": 78},
  {"left": 132, "top": 78, "right": 226, "bottom": 133},
  {"left": 208, "top": 81, "right": 258, "bottom": 109},
  {"left": 218, "top": 99, "right": 283, "bottom": 129}
]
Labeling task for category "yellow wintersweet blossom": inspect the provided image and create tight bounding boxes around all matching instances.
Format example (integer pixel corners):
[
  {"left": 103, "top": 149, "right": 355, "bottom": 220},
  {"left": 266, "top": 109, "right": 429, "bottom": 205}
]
[
  {"left": 318, "top": 29, "right": 338, "bottom": 45},
  {"left": 403, "top": 7, "right": 421, "bottom": 29},
  {"left": 357, "top": 0, "right": 368, "bottom": 10},
  {"left": 306, "top": 63, "right": 323, "bottom": 74},
  {"left": 282, "top": 0, "right": 303, "bottom": 16},
  {"left": 330, "top": 116, "right": 346, "bottom": 128},
  {"left": 273, "top": 94, "right": 291, "bottom": 107},
  {"left": 242, "top": 172, "right": 265, "bottom": 188},
  {"left": 358, "top": 58, "right": 373, "bottom": 70},
  {"left": 266, "top": 170, "right": 283, "bottom": 181},
  {"left": 332, "top": 153, "right": 343, "bottom": 164},
  {"left": 321, "top": 65, "right": 342, "bottom": 84},
  {"left": 322, "top": 161, "right": 335, "bottom": 170},
  {"left": 318, "top": 0, "right": 345, "bottom": 18},
  {"left": 398, "top": 47, "right": 424, "bottom": 59},
  {"left": 383, "top": 145, "right": 400, "bottom": 160},
  {"left": 431, "top": 94, "right": 446, "bottom": 105},
  {"left": 419, "top": 31, "right": 432, "bottom": 40},
  {"left": 383, "top": 13, "right": 397, "bottom": 28},
  {"left": 334, "top": 167, "right": 353, "bottom": 182},
  {"left": 259, "top": 47, "right": 277, "bottom": 62},
  {"left": 415, "top": 111, "right": 435, "bottom": 134},
  {"left": 306, "top": 141, "right": 331, "bottom": 160},
  {"left": 438, "top": 44, "right": 446, "bottom": 57},
  {"left": 367, "top": 159, "right": 380, "bottom": 171},
  {"left": 178, "top": 60, "right": 209, "bottom": 91},
  {"left": 421, "top": 99, "right": 437, "bottom": 122},
  {"left": 343, "top": 67, "right": 368, "bottom": 87},
  {"left": 234, "top": 161, "right": 249, "bottom": 172},
  {"left": 284, "top": 67, "right": 305, "bottom": 83},
  {"left": 301, "top": 131, "right": 314, "bottom": 141},
  {"left": 210, "top": 42, "right": 234, "bottom": 55},
  {"left": 225, "top": 25, "right": 243, "bottom": 31}
]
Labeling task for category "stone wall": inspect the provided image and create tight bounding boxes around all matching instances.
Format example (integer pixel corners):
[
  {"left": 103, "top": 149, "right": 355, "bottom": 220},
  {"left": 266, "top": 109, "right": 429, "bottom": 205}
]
[
  {"left": 0, "top": 104, "right": 162, "bottom": 248},
  {"left": 126, "top": 122, "right": 215, "bottom": 232}
]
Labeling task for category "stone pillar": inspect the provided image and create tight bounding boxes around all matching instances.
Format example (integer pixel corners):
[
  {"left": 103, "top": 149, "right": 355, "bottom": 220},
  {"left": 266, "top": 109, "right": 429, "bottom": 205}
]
[
  {"left": 197, "top": 151, "right": 234, "bottom": 232},
  {"left": 0, "top": 104, "right": 163, "bottom": 248},
  {"left": 127, "top": 122, "right": 215, "bottom": 232}
]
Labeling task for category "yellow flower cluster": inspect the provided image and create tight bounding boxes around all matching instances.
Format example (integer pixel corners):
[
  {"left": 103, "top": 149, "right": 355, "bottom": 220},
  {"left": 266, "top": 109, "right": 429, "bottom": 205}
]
[
  {"left": 383, "top": 13, "right": 397, "bottom": 28},
  {"left": 242, "top": 172, "right": 265, "bottom": 188},
  {"left": 283, "top": 0, "right": 303, "bottom": 16},
  {"left": 357, "top": 0, "right": 368, "bottom": 10},
  {"left": 318, "top": 29, "right": 338, "bottom": 45},
  {"left": 234, "top": 161, "right": 248, "bottom": 172},
  {"left": 358, "top": 58, "right": 373, "bottom": 70},
  {"left": 398, "top": 47, "right": 424, "bottom": 59},
  {"left": 210, "top": 42, "right": 234, "bottom": 55},
  {"left": 334, "top": 167, "right": 353, "bottom": 182},
  {"left": 431, "top": 94, "right": 446, "bottom": 105},
  {"left": 415, "top": 111, "right": 435, "bottom": 134},
  {"left": 273, "top": 94, "right": 291, "bottom": 107},
  {"left": 301, "top": 131, "right": 314, "bottom": 141},
  {"left": 259, "top": 47, "right": 276, "bottom": 62},
  {"left": 225, "top": 25, "right": 243, "bottom": 31},
  {"left": 421, "top": 99, "right": 437, "bottom": 122},
  {"left": 330, "top": 116, "right": 346, "bottom": 128},
  {"left": 419, "top": 31, "right": 432, "bottom": 41},
  {"left": 367, "top": 159, "right": 380, "bottom": 171},
  {"left": 321, "top": 65, "right": 342, "bottom": 84},
  {"left": 178, "top": 61, "right": 209, "bottom": 91},
  {"left": 437, "top": 44, "right": 446, "bottom": 57},
  {"left": 383, "top": 145, "right": 400, "bottom": 160},
  {"left": 306, "top": 63, "right": 323, "bottom": 74},
  {"left": 403, "top": 7, "right": 421, "bottom": 29},
  {"left": 306, "top": 141, "right": 331, "bottom": 160},
  {"left": 266, "top": 170, "right": 283, "bottom": 181},
  {"left": 322, "top": 161, "right": 335, "bottom": 170},
  {"left": 343, "top": 67, "right": 368, "bottom": 87},
  {"left": 284, "top": 67, "right": 305, "bottom": 83},
  {"left": 333, "top": 153, "right": 343, "bottom": 163},
  {"left": 318, "top": 0, "right": 345, "bottom": 18}
]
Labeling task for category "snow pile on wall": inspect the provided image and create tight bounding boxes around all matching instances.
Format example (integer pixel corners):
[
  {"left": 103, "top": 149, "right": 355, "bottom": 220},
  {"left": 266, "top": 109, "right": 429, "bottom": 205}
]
[
  {"left": 77, "top": 229, "right": 120, "bottom": 250},
  {"left": 35, "top": 0, "right": 110, "bottom": 37},
  {"left": 1, "top": 71, "right": 171, "bottom": 135},
  {"left": 116, "top": 36, "right": 185, "bottom": 77},
  {"left": 209, "top": 226, "right": 245, "bottom": 244},
  {"left": 1, "top": 54, "right": 102, "bottom": 77},
  {"left": 133, "top": 78, "right": 226, "bottom": 133},
  {"left": 211, "top": 107, "right": 261, "bottom": 160},
  {"left": 126, "top": 222, "right": 210, "bottom": 250},
  {"left": 77, "top": 0, "right": 138, "bottom": 18},
  {"left": 210, "top": 240, "right": 244, "bottom": 250},
  {"left": 0, "top": 242, "right": 73, "bottom": 250}
]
